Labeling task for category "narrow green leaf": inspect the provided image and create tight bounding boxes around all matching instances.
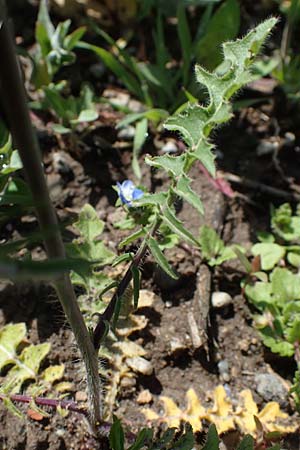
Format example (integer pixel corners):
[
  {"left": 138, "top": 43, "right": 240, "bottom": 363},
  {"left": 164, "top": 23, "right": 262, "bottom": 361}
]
[
  {"left": 234, "top": 246, "right": 252, "bottom": 273},
  {"left": 162, "top": 205, "right": 199, "bottom": 247},
  {"left": 3, "top": 398, "right": 24, "bottom": 419},
  {"left": 64, "top": 26, "right": 86, "bottom": 51},
  {"left": 117, "top": 109, "right": 168, "bottom": 129},
  {"left": 78, "top": 42, "right": 143, "bottom": 100},
  {"left": 119, "top": 228, "right": 146, "bottom": 248},
  {"left": 195, "top": 0, "right": 240, "bottom": 70},
  {"left": 109, "top": 417, "right": 125, "bottom": 450},
  {"left": 202, "top": 424, "right": 220, "bottom": 450},
  {"left": 128, "top": 428, "right": 153, "bottom": 450},
  {"left": 236, "top": 434, "right": 254, "bottom": 450},
  {"left": 112, "top": 253, "right": 133, "bottom": 267},
  {"left": 133, "top": 118, "right": 148, "bottom": 180},
  {"left": 173, "top": 175, "right": 204, "bottom": 215},
  {"left": 147, "top": 236, "right": 178, "bottom": 280},
  {"left": 37, "top": 0, "right": 55, "bottom": 42},
  {"left": 44, "top": 87, "right": 67, "bottom": 120},
  {"left": 71, "top": 109, "right": 98, "bottom": 124},
  {"left": 177, "top": 4, "right": 192, "bottom": 85},
  {"left": 131, "top": 265, "right": 141, "bottom": 308}
]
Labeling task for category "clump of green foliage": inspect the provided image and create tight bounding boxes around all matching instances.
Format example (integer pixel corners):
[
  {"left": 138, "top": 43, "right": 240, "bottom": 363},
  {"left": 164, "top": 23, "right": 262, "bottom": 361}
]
[
  {"left": 80, "top": 0, "right": 240, "bottom": 112},
  {"left": 109, "top": 420, "right": 282, "bottom": 450},
  {"left": 42, "top": 84, "right": 98, "bottom": 135},
  {"left": 241, "top": 203, "right": 300, "bottom": 408},
  {"left": 0, "top": 323, "right": 71, "bottom": 418},
  {"left": 29, "top": 0, "right": 85, "bottom": 88}
]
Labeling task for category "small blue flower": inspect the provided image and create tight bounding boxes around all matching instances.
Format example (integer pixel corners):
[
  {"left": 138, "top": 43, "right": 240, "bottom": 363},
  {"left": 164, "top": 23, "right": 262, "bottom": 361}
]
[{"left": 116, "top": 180, "right": 144, "bottom": 206}]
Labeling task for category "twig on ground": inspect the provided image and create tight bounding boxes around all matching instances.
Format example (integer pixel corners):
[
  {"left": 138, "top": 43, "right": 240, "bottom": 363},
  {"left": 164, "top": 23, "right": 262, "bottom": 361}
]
[{"left": 223, "top": 172, "right": 300, "bottom": 201}]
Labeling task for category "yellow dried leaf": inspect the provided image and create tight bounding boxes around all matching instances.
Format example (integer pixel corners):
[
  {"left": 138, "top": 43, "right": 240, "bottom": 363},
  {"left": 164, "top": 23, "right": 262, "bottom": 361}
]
[
  {"left": 258, "top": 402, "right": 298, "bottom": 434},
  {"left": 140, "top": 385, "right": 299, "bottom": 437},
  {"left": 184, "top": 388, "right": 207, "bottom": 431},
  {"left": 234, "top": 390, "right": 258, "bottom": 434},
  {"left": 138, "top": 290, "right": 157, "bottom": 308},
  {"left": 113, "top": 340, "right": 146, "bottom": 358},
  {"left": 117, "top": 315, "right": 148, "bottom": 337},
  {"left": 207, "top": 385, "right": 235, "bottom": 434},
  {"left": 142, "top": 407, "right": 160, "bottom": 422},
  {"left": 160, "top": 396, "right": 182, "bottom": 428},
  {"left": 54, "top": 381, "right": 74, "bottom": 393},
  {"left": 42, "top": 365, "right": 65, "bottom": 383}
]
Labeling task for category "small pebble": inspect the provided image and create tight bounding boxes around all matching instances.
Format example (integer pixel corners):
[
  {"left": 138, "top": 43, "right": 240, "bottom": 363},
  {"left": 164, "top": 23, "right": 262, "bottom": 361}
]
[
  {"left": 55, "top": 429, "right": 65, "bottom": 437},
  {"left": 75, "top": 391, "right": 87, "bottom": 402},
  {"left": 169, "top": 337, "right": 186, "bottom": 353},
  {"left": 211, "top": 291, "right": 232, "bottom": 308},
  {"left": 256, "top": 140, "right": 278, "bottom": 156},
  {"left": 137, "top": 389, "right": 153, "bottom": 404},
  {"left": 239, "top": 339, "right": 250, "bottom": 353},
  {"left": 161, "top": 141, "right": 178, "bottom": 154},
  {"left": 284, "top": 131, "right": 295, "bottom": 145},
  {"left": 218, "top": 359, "right": 231, "bottom": 382},
  {"left": 254, "top": 373, "right": 288, "bottom": 407},
  {"left": 117, "top": 125, "right": 135, "bottom": 140},
  {"left": 126, "top": 356, "right": 153, "bottom": 375},
  {"left": 120, "top": 376, "right": 136, "bottom": 388}
]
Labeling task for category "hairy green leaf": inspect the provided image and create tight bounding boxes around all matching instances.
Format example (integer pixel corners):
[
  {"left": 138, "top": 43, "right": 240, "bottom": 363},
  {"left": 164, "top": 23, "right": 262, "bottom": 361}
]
[
  {"left": 147, "top": 236, "right": 178, "bottom": 280},
  {"left": 162, "top": 205, "right": 199, "bottom": 247}
]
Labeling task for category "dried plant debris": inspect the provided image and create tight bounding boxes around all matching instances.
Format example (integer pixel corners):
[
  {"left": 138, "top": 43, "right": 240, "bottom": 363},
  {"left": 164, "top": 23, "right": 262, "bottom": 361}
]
[
  {"left": 101, "top": 289, "right": 157, "bottom": 419},
  {"left": 0, "top": 323, "right": 71, "bottom": 418},
  {"left": 142, "top": 386, "right": 299, "bottom": 437}
]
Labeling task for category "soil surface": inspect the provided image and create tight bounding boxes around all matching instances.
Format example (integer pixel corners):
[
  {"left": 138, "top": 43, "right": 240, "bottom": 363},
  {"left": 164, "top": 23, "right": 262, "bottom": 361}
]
[{"left": 1, "top": 2, "right": 300, "bottom": 450}]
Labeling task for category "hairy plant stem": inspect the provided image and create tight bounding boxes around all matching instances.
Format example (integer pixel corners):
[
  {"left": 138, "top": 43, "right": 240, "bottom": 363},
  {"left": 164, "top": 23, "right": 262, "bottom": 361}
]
[
  {"left": 0, "top": 392, "right": 89, "bottom": 416},
  {"left": 0, "top": 2, "right": 101, "bottom": 432},
  {"left": 0, "top": 393, "right": 137, "bottom": 439},
  {"left": 93, "top": 218, "right": 160, "bottom": 350}
]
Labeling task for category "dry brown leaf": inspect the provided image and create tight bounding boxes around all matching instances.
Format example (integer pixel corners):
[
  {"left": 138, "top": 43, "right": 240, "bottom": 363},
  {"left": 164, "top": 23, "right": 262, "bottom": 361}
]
[{"left": 27, "top": 408, "right": 44, "bottom": 421}]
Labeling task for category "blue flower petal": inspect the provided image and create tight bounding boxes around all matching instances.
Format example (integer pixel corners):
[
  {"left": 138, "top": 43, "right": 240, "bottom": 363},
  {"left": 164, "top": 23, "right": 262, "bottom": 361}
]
[
  {"left": 116, "top": 180, "right": 143, "bottom": 206},
  {"left": 132, "top": 188, "right": 144, "bottom": 200}
]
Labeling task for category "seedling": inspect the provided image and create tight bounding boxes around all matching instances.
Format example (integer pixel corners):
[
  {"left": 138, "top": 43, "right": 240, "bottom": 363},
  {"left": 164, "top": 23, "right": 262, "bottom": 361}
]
[{"left": 29, "top": 0, "right": 86, "bottom": 88}]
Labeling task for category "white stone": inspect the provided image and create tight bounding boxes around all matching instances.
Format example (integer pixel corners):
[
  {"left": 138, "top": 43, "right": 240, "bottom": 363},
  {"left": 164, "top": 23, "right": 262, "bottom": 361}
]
[{"left": 211, "top": 291, "right": 232, "bottom": 308}]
